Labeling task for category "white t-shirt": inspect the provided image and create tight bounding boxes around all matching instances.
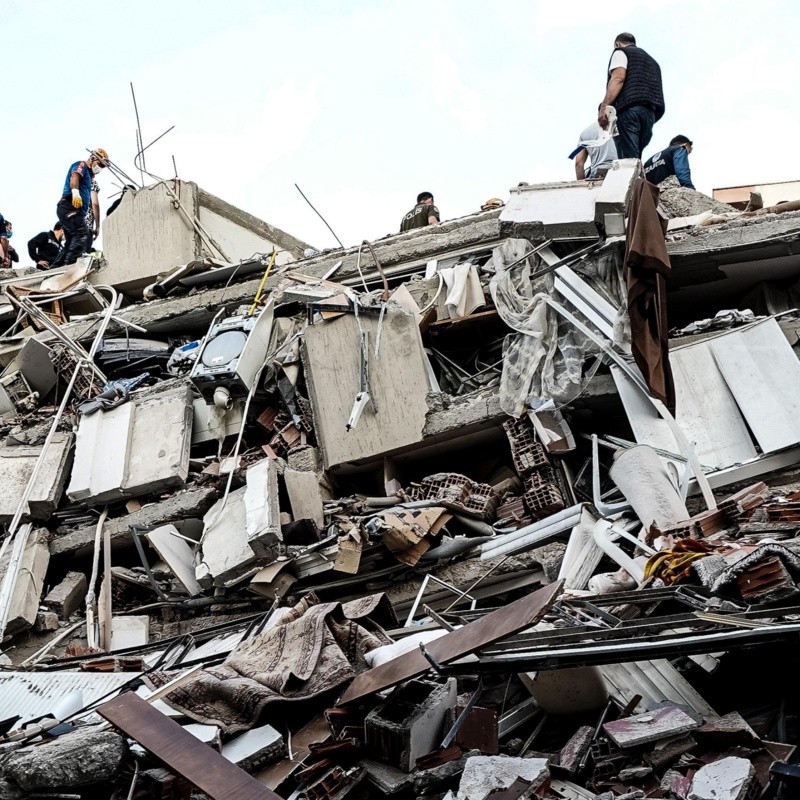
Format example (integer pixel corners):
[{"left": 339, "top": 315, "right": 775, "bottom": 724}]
[
  {"left": 578, "top": 123, "right": 617, "bottom": 178},
  {"left": 609, "top": 50, "right": 628, "bottom": 71}
]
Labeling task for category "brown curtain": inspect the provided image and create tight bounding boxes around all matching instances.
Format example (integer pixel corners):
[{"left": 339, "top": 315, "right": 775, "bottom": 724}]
[{"left": 624, "top": 178, "right": 676, "bottom": 413}]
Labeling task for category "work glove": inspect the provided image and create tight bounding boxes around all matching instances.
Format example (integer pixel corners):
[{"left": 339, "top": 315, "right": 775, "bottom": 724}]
[{"left": 71, "top": 189, "right": 83, "bottom": 209}]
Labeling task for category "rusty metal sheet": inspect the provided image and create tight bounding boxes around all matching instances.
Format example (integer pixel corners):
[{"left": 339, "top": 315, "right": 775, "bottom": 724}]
[
  {"left": 98, "top": 692, "right": 282, "bottom": 800},
  {"left": 338, "top": 581, "right": 562, "bottom": 705}
]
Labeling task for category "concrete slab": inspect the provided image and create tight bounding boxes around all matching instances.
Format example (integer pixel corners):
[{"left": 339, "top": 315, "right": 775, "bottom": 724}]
[
  {"left": 43, "top": 571, "right": 87, "bottom": 619},
  {"left": 244, "top": 459, "right": 282, "bottom": 559},
  {"left": 51, "top": 486, "right": 219, "bottom": 559},
  {"left": 110, "top": 615, "right": 149, "bottom": 651},
  {"left": 67, "top": 384, "right": 193, "bottom": 505},
  {"left": 197, "top": 487, "right": 264, "bottom": 588},
  {"left": 303, "top": 307, "right": 431, "bottom": 469},
  {"left": 98, "top": 180, "right": 307, "bottom": 295},
  {"left": 689, "top": 756, "right": 755, "bottom": 800},
  {"left": 456, "top": 755, "right": 550, "bottom": 800},
  {"left": 220, "top": 724, "right": 285, "bottom": 771},
  {"left": 0, "top": 432, "right": 73, "bottom": 522},
  {"left": 146, "top": 525, "right": 203, "bottom": 596},
  {"left": 284, "top": 468, "right": 325, "bottom": 528},
  {"left": 0, "top": 527, "right": 50, "bottom": 635}
]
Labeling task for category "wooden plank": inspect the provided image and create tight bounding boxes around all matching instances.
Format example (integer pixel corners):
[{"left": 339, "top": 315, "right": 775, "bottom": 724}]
[
  {"left": 98, "top": 692, "right": 282, "bottom": 800},
  {"left": 338, "top": 581, "right": 562, "bottom": 706},
  {"left": 711, "top": 319, "right": 800, "bottom": 453}
]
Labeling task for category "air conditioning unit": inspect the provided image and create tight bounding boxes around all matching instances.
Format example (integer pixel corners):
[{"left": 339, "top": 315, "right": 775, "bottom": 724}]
[{"left": 190, "top": 302, "right": 274, "bottom": 407}]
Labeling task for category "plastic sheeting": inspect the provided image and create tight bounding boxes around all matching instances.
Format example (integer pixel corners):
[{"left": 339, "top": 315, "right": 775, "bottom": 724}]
[{"left": 490, "top": 239, "right": 628, "bottom": 416}]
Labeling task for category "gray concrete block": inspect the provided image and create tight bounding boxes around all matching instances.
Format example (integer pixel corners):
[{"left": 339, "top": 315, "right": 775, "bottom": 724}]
[
  {"left": 244, "top": 458, "right": 282, "bottom": 559},
  {"left": 0, "top": 527, "right": 50, "bottom": 636},
  {"left": 67, "top": 383, "right": 193, "bottom": 505},
  {"left": 51, "top": 486, "right": 218, "bottom": 559},
  {"left": 3, "top": 727, "right": 127, "bottom": 791},
  {"left": 303, "top": 307, "right": 431, "bottom": 470},
  {"left": 0, "top": 433, "right": 73, "bottom": 522},
  {"left": 365, "top": 678, "right": 457, "bottom": 772},
  {"left": 97, "top": 181, "right": 306, "bottom": 295},
  {"left": 196, "top": 487, "right": 267, "bottom": 588},
  {"left": 43, "top": 571, "right": 87, "bottom": 618},
  {"left": 35, "top": 611, "right": 59, "bottom": 632}
]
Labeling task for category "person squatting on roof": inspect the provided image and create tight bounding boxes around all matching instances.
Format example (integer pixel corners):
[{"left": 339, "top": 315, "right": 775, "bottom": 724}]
[
  {"left": 400, "top": 192, "right": 440, "bottom": 232},
  {"left": 598, "top": 32, "right": 665, "bottom": 160},
  {"left": 570, "top": 113, "right": 618, "bottom": 181},
  {"left": 644, "top": 135, "right": 695, "bottom": 190},
  {"left": 55, "top": 148, "right": 109, "bottom": 267},
  {"left": 28, "top": 223, "right": 65, "bottom": 270}
]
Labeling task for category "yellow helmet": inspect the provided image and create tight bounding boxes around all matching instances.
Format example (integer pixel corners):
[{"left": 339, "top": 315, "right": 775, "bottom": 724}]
[{"left": 93, "top": 148, "right": 110, "bottom": 164}]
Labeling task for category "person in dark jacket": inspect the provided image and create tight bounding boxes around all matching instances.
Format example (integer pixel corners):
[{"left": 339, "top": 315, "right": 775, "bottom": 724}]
[
  {"left": 28, "top": 223, "right": 65, "bottom": 269},
  {"left": 400, "top": 192, "right": 440, "bottom": 232},
  {"left": 598, "top": 33, "right": 665, "bottom": 160},
  {"left": 644, "top": 135, "right": 695, "bottom": 190},
  {"left": 55, "top": 148, "right": 109, "bottom": 267}
]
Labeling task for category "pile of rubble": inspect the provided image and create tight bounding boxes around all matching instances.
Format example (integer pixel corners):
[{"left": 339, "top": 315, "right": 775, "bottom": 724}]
[{"left": 2, "top": 164, "right": 800, "bottom": 799}]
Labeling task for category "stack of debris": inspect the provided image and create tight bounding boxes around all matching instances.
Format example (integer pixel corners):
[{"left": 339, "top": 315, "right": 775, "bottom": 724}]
[{"left": 2, "top": 167, "right": 800, "bottom": 799}]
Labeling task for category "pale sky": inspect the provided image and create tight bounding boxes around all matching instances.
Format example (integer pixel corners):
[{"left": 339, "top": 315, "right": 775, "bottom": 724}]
[{"left": 3, "top": 0, "right": 798, "bottom": 256}]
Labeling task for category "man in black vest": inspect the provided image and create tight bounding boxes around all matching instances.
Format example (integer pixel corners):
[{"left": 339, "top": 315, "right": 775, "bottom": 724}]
[
  {"left": 644, "top": 136, "right": 695, "bottom": 190},
  {"left": 598, "top": 33, "right": 665, "bottom": 160},
  {"left": 400, "top": 192, "right": 440, "bottom": 233}
]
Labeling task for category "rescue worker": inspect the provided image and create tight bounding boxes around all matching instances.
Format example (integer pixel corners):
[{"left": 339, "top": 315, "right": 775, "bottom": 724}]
[
  {"left": 644, "top": 135, "right": 695, "bottom": 190},
  {"left": 400, "top": 192, "right": 440, "bottom": 232},
  {"left": 28, "top": 223, "right": 65, "bottom": 269},
  {"left": 55, "top": 148, "right": 109, "bottom": 267}
]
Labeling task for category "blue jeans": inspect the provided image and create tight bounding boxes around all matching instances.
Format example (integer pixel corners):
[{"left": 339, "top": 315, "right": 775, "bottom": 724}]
[{"left": 615, "top": 106, "right": 656, "bottom": 159}]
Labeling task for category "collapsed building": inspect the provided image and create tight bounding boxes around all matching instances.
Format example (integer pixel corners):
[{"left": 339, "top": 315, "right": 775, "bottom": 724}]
[{"left": 1, "top": 164, "right": 800, "bottom": 799}]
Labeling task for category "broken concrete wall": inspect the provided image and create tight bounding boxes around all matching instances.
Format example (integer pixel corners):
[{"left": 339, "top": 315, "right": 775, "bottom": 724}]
[
  {"left": 0, "top": 527, "right": 50, "bottom": 635},
  {"left": 0, "top": 432, "right": 73, "bottom": 521},
  {"left": 303, "top": 306, "right": 432, "bottom": 470},
  {"left": 98, "top": 180, "right": 307, "bottom": 294},
  {"left": 67, "top": 383, "right": 193, "bottom": 505}
]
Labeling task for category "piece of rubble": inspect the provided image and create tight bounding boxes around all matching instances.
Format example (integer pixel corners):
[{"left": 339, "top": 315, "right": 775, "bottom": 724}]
[
  {"left": 51, "top": 486, "right": 218, "bottom": 558},
  {"left": 67, "top": 382, "right": 193, "bottom": 505},
  {"left": 110, "top": 615, "right": 149, "bottom": 650},
  {"left": 2, "top": 727, "right": 127, "bottom": 791},
  {"left": 553, "top": 725, "right": 594, "bottom": 775},
  {"left": 693, "top": 712, "right": 761, "bottom": 749},
  {"left": 284, "top": 467, "right": 325, "bottom": 528},
  {"left": 0, "top": 527, "right": 49, "bottom": 635},
  {"left": 43, "top": 570, "right": 87, "bottom": 618},
  {"left": 221, "top": 724, "right": 285, "bottom": 771},
  {"left": 603, "top": 705, "right": 700, "bottom": 749},
  {"left": 456, "top": 755, "right": 549, "bottom": 800},
  {"left": 244, "top": 458, "right": 282, "bottom": 558},
  {"left": 303, "top": 306, "right": 431, "bottom": 469},
  {"left": 365, "top": 678, "right": 456, "bottom": 772},
  {"left": 0, "top": 433, "right": 73, "bottom": 522},
  {"left": 145, "top": 525, "right": 203, "bottom": 596},
  {"left": 34, "top": 610, "right": 58, "bottom": 632},
  {"left": 196, "top": 486, "right": 268, "bottom": 587},
  {"left": 688, "top": 756, "right": 756, "bottom": 800}
]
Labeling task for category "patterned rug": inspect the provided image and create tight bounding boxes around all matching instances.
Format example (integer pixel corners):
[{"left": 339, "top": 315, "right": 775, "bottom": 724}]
[{"left": 145, "top": 593, "right": 393, "bottom": 733}]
